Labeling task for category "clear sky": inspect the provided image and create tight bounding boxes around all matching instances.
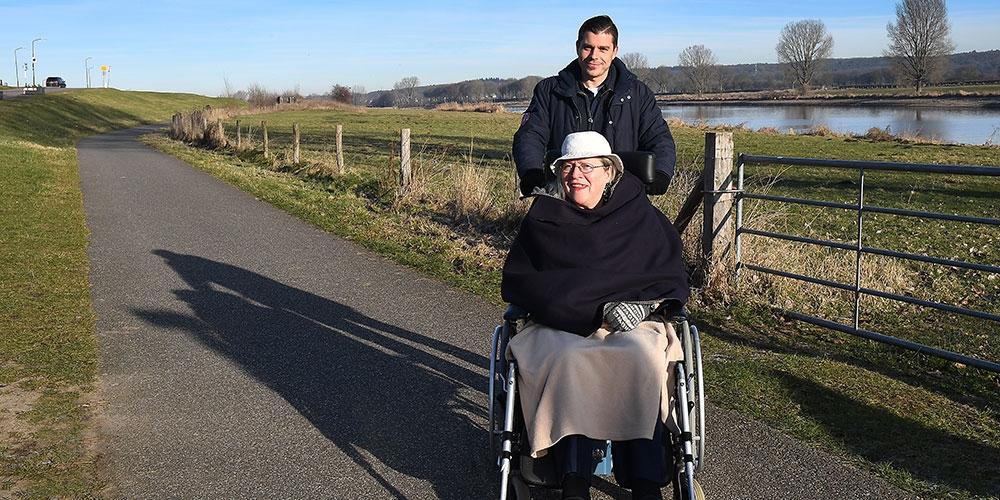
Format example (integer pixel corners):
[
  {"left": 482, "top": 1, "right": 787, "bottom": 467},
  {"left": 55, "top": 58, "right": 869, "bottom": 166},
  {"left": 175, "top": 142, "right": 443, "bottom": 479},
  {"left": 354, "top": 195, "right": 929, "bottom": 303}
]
[{"left": 3, "top": 0, "right": 997, "bottom": 97}]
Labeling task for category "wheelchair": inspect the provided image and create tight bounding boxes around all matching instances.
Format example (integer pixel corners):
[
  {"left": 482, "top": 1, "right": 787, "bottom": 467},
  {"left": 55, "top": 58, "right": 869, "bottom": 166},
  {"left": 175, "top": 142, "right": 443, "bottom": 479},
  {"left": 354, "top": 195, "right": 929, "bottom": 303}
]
[
  {"left": 488, "top": 303, "right": 705, "bottom": 500},
  {"left": 489, "top": 152, "right": 705, "bottom": 500}
]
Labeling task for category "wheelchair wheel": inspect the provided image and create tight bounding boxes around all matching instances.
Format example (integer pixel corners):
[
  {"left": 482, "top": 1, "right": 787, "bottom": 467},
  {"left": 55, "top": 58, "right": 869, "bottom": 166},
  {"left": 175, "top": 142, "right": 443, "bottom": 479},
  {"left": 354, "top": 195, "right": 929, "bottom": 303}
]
[
  {"left": 506, "top": 471, "right": 532, "bottom": 500},
  {"left": 487, "top": 321, "right": 510, "bottom": 460},
  {"left": 678, "top": 320, "right": 705, "bottom": 471},
  {"left": 671, "top": 473, "right": 705, "bottom": 500}
]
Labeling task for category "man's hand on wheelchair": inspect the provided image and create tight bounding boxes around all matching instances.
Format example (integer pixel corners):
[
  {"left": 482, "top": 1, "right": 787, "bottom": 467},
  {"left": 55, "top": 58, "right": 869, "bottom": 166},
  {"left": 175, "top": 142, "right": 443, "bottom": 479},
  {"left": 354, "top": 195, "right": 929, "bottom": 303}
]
[
  {"left": 518, "top": 169, "right": 546, "bottom": 197},
  {"left": 645, "top": 171, "right": 672, "bottom": 195}
]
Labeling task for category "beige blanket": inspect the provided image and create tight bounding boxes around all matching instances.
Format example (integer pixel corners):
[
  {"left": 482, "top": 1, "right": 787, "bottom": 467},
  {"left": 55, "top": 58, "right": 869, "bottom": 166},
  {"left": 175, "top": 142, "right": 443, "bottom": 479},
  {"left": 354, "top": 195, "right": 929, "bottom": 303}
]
[{"left": 508, "top": 319, "right": 682, "bottom": 458}]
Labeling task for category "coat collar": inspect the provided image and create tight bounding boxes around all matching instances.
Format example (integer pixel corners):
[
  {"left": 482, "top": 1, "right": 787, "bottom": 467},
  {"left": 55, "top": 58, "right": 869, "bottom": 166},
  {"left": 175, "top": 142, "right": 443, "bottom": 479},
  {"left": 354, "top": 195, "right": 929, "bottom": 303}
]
[{"left": 554, "top": 58, "right": 633, "bottom": 98}]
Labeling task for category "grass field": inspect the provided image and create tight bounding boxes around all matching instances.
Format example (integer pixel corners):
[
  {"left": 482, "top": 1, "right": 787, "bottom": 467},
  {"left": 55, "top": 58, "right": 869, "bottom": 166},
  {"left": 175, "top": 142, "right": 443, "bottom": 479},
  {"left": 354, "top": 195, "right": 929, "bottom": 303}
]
[{"left": 1, "top": 90, "right": 997, "bottom": 498}]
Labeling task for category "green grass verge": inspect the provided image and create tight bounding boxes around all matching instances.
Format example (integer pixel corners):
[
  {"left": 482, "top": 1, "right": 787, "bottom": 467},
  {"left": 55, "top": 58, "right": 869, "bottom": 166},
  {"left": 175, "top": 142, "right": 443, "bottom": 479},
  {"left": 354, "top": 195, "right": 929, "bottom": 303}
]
[{"left": 0, "top": 89, "right": 243, "bottom": 498}]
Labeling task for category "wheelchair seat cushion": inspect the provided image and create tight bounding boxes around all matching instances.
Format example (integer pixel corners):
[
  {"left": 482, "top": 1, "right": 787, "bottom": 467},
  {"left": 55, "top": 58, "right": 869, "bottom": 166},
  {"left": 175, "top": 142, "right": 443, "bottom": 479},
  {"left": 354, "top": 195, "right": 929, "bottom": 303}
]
[{"left": 507, "top": 319, "right": 683, "bottom": 458}]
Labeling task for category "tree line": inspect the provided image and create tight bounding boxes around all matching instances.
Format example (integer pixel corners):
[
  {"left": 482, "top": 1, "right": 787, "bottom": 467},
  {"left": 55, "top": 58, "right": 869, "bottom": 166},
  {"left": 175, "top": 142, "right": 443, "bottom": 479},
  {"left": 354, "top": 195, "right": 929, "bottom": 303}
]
[{"left": 356, "top": 49, "right": 997, "bottom": 108}]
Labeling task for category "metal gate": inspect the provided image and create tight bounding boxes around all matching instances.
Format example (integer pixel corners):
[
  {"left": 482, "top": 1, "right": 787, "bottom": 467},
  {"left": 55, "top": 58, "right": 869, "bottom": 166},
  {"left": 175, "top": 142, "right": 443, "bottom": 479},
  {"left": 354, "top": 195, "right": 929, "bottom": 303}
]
[{"left": 735, "top": 154, "right": 1000, "bottom": 373}]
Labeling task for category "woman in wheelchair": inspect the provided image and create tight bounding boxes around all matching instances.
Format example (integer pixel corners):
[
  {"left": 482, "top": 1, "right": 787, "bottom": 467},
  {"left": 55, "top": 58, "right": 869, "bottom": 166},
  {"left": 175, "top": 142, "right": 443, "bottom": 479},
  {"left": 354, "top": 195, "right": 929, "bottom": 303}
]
[{"left": 501, "top": 132, "right": 691, "bottom": 500}]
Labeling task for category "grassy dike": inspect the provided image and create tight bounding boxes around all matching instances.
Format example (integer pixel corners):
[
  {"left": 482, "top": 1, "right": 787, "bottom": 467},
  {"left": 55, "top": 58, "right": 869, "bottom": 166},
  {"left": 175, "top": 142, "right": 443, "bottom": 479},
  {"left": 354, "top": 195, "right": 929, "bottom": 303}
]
[
  {"left": 1, "top": 90, "right": 998, "bottom": 499},
  {"left": 0, "top": 89, "right": 243, "bottom": 498}
]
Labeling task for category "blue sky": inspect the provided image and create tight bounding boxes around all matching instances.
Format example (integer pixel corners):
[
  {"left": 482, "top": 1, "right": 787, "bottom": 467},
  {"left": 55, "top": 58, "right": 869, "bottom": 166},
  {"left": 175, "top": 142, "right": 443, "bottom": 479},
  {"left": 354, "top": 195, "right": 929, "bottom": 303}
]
[{"left": 3, "top": 0, "right": 997, "bottom": 97}]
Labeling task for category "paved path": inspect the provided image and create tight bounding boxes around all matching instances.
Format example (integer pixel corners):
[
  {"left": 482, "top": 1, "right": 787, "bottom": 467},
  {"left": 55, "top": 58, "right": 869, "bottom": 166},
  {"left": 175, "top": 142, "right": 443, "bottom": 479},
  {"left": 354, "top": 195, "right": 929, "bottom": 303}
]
[{"left": 78, "top": 125, "right": 919, "bottom": 499}]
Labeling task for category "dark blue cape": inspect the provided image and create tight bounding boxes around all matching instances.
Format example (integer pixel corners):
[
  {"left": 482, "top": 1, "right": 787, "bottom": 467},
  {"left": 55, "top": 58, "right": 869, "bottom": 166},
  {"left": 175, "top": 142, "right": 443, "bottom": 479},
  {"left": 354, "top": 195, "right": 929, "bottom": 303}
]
[{"left": 501, "top": 173, "right": 690, "bottom": 336}]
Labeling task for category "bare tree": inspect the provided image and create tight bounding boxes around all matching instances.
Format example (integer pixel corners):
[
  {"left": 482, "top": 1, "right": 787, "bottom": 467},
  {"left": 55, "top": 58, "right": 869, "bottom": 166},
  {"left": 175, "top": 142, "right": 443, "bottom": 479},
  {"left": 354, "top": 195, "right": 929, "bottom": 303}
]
[
  {"left": 459, "top": 79, "right": 486, "bottom": 102},
  {"left": 246, "top": 82, "right": 279, "bottom": 108},
  {"left": 222, "top": 77, "right": 237, "bottom": 98},
  {"left": 393, "top": 76, "right": 421, "bottom": 107},
  {"left": 351, "top": 84, "right": 366, "bottom": 106},
  {"left": 520, "top": 76, "right": 541, "bottom": 99},
  {"left": 620, "top": 52, "right": 648, "bottom": 70},
  {"left": 620, "top": 52, "right": 651, "bottom": 84},
  {"left": 678, "top": 45, "right": 718, "bottom": 95},
  {"left": 884, "top": 0, "right": 955, "bottom": 93},
  {"left": 775, "top": 19, "right": 834, "bottom": 94}
]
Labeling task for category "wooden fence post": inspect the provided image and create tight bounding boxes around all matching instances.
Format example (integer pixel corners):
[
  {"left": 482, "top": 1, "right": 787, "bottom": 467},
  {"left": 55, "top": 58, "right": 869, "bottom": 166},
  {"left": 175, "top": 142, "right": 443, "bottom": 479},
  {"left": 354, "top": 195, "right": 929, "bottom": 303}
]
[
  {"left": 400, "top": 128, "right": 411, "bottom": 192},
  {"left": 336, "top": 124, "right": 344, "bottom": 174},
  {"left": 262, "top": 120, "right": 269, "bottom": 159},
  {"left": 236, "top": 119, "right": 241, "bottom": 150},
  {"left": 702, "top": 132, "right": 735, "bottom": 281},
  {"left": 293, "top": 123, "right": 300, "bottom": 163}
]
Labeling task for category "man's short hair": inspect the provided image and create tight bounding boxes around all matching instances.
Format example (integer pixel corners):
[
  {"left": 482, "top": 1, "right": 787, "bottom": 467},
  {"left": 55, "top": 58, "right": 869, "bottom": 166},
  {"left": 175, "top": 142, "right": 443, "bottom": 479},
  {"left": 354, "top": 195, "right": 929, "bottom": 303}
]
[{"left": 577, "top": 15, "right": 618, "bottom": 48}]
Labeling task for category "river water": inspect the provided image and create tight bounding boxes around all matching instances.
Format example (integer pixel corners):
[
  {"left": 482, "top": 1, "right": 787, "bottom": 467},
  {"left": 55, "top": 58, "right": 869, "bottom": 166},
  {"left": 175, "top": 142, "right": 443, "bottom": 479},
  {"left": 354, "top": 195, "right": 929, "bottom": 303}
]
[
  {"left": 504, "top": 103, "right": 1000, "bottom": 146},
  {"left": 658, "top": 103, "right": 1000, "bottom": 146}
]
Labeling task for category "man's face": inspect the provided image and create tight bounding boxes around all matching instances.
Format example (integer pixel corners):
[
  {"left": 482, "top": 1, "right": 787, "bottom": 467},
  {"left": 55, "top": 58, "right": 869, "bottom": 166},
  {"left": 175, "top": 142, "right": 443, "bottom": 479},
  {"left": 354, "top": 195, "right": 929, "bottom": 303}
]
[{"left": 576, "top": 31, "right": 618, "bottom": 85}]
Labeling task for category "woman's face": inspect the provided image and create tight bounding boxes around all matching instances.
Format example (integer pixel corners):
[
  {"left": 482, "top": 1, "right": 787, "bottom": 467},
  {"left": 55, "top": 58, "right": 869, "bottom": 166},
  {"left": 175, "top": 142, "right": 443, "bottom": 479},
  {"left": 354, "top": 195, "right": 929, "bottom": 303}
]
[{"left": 559, "top": 156, "right": 613, "bottom": 209}]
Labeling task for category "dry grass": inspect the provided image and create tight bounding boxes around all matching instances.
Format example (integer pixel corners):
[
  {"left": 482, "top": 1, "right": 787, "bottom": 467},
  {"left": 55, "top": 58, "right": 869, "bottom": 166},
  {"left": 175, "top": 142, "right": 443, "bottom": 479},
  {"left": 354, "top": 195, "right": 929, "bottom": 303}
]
[
  {"left": 434, "top": 102, "right": 507, "bottom": 113},
  {"left": 808, "top": 124, "right": 840, "bottom": 137}
]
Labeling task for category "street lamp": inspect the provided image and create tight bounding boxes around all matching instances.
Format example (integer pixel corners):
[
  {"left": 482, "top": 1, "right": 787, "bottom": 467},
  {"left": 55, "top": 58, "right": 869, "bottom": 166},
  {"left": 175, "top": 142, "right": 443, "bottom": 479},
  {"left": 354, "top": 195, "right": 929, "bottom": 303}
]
[
  {"left": 85, "top": 57, "right": 92, "bottom": 88},
  {"left": 14, "top": 46, "right": 24, "bottom": 87},
  {"left": 31, "top": 37, "right": 44, "bottom": 87}
]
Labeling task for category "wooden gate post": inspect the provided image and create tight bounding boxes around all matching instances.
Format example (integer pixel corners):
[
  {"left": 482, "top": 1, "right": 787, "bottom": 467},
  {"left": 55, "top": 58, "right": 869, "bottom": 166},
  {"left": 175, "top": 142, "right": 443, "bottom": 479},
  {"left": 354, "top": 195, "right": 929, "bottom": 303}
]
[
  {"left": 293, "top": 123, "right": 300, "bottom": 163},
  {"left": 236, "top": 119, "right": 241, "bottom": 150},
  {"left": 262, "top": 120, "right": 269, "bottom": 159},
  {"left": 702, "top": 132, "right": 735, "bottom": 280},
  {"left": 336, "top": 124, "right": 344, "bottom": 174},
  {"left": 400, "top": 128, "right": 411, "bottom": 192}
]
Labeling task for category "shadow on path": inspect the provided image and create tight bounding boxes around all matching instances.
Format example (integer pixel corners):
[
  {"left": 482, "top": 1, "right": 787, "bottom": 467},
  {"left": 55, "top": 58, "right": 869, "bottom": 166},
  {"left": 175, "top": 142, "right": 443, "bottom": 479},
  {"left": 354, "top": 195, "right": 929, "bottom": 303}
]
[{"left": 132, "top": 250, "right": 494, "bottom": 499}]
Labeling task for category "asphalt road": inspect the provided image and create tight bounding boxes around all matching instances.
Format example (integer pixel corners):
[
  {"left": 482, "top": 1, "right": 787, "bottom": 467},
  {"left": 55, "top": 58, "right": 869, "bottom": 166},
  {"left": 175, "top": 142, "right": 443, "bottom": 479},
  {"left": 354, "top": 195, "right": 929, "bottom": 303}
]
[
  {"left": 1, "top": 86, "right": 74, "bottom": 99},
  {"left": 78, "top": 125, "right": 920, "bottom": 499}
]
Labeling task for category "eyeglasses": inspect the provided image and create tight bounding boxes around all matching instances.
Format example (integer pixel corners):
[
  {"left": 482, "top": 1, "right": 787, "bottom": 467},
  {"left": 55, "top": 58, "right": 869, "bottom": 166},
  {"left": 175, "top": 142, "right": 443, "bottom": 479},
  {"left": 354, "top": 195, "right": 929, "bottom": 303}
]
[{"left": 559, "top": 162, "right": 609, "bottom": 174}]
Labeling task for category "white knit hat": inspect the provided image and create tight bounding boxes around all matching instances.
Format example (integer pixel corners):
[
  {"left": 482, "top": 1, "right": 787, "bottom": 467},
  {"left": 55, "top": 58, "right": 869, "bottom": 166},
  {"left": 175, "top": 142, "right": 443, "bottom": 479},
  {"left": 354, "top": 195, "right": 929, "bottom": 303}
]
[{"left": 550, "top": 131, "right": 624, "bottom": 175}]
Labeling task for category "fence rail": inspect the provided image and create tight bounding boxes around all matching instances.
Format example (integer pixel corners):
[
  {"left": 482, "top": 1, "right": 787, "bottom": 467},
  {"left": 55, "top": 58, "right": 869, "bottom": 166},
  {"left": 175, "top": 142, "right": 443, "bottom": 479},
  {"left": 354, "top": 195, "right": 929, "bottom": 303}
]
[{"left": 736, "top": 154, "right": 1000, "bottom": 373}]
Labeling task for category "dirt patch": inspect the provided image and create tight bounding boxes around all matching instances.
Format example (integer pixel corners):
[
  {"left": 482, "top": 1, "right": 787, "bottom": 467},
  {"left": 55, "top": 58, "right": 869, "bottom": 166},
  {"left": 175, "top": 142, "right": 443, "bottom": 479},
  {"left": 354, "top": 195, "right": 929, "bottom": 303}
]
[{"left": 0, "top": 382, "right": 42, "bottom": 495}]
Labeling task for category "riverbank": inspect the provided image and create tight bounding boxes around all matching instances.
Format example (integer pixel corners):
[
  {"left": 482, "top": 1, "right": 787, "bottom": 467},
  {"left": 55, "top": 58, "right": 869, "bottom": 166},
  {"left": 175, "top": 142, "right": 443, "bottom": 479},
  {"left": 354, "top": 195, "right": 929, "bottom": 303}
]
[{"left": 657, "top": 89, "right": 1000, "bottom": 109}]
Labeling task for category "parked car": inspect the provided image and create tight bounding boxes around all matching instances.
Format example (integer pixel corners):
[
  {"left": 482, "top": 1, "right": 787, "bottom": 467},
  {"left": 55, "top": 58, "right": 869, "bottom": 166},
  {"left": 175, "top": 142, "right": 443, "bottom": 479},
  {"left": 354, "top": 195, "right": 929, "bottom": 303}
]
[{"left": 45, "top": 76, "right": 66, "bottom": 88}]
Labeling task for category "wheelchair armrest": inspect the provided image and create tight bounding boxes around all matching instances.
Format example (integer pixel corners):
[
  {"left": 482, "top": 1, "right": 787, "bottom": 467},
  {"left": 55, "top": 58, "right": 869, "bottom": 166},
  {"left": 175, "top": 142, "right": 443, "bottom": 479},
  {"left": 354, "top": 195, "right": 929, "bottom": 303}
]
[
  {"left": 616, "top": 151, "right": 656, "bottom": 186},
  {"left": 656, "top": 299, "right": 687, "bottom": 322},
  {"left": 503, "top": 304, "right": 528, "bottom": 322}
]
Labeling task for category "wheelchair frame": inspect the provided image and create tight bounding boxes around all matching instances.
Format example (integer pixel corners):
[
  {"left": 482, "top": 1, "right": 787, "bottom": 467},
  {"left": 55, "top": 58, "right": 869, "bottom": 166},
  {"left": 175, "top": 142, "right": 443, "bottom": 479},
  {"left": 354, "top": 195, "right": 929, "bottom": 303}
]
[{"left": 489, "top": 305, "right": 706, "bottom": 500}]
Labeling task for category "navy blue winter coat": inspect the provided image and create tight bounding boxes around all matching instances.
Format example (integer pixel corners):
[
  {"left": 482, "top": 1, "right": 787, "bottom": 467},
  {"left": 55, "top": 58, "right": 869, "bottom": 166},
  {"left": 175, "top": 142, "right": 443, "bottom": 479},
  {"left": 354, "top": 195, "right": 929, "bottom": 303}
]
[{"left": 512, "top": 58, "right": 676, "bottom": 188}]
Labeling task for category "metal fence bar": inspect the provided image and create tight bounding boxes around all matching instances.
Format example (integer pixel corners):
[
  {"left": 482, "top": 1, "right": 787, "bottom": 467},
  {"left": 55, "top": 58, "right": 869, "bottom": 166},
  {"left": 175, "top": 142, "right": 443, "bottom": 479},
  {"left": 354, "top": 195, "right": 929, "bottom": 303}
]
[
  {"left": 853, "top": 168, "right": 866, "bottom": 328},
  {"left": 739, "top": 228, "right": 1000, "bottom": 275},
  {"left": 740, "top": 154, "right": 1000, "bottom": 177},
  {"left": 865, "top": 205, "right": 1000, "bottom": 226},
  {"left": 741, "top": 263, "right": 856, "bottom": 292},
  {"left": 742, "top": 261, "right": 1000, "bottom": 323},
  {"left": 742, "top": 194, "right": 1000, "bottom": 227},
  {"left": 739, "top": 228, "right": 857, "bottom": 251},
  {"left": 785, "top": 312, "right": 1000, "bottom": 373}
]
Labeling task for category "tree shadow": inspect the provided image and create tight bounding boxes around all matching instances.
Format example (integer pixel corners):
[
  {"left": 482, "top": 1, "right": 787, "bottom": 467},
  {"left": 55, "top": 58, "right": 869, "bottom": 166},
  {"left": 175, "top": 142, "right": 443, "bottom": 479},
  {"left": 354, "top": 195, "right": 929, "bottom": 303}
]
[
  {"left": 695, "top": 311, "right": 999, "bottom": 417},
  {"left": 774, "top": 370, "right": 1000, "bottom": 497},
  {"left": 132, "top": 250, "right": 495, "bottom": 499}
]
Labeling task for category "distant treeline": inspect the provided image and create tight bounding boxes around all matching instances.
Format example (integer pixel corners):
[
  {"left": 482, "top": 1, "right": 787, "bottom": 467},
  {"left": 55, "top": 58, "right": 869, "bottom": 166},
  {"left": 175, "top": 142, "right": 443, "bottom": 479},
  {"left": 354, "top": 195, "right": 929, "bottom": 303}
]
[{"left": 363, "top": 50, "right": 1000, "bottom": 107}]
